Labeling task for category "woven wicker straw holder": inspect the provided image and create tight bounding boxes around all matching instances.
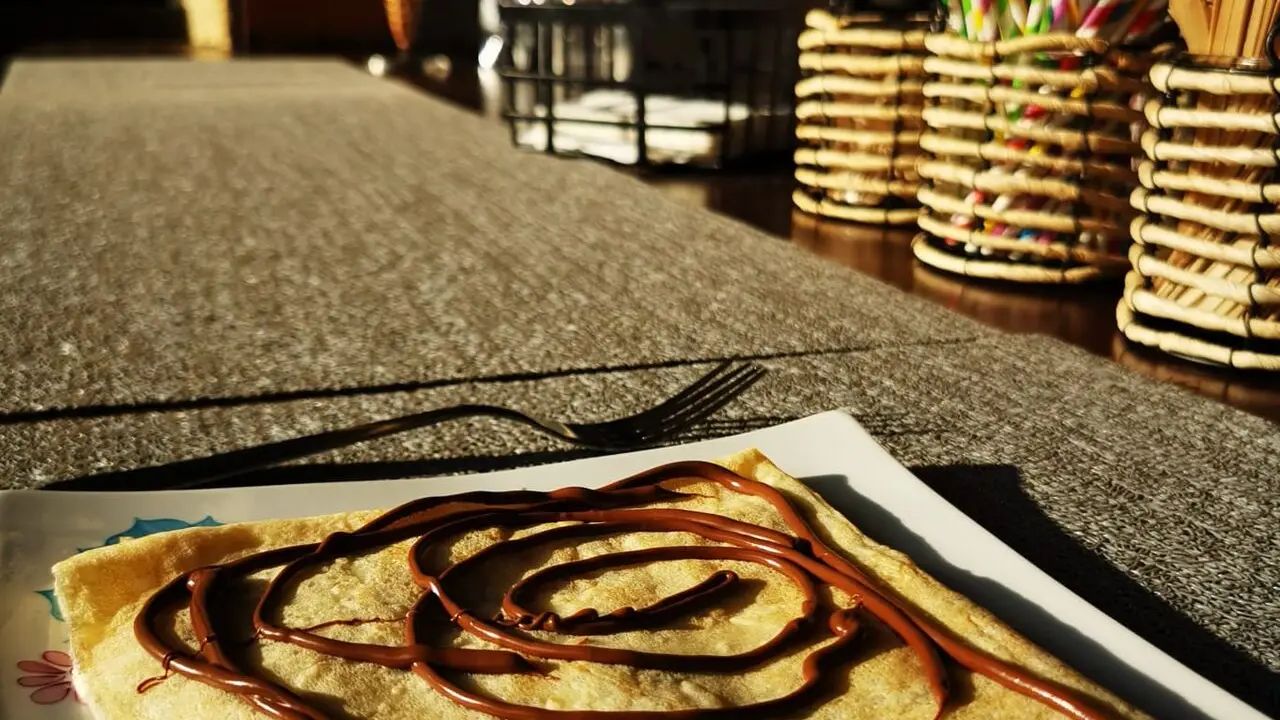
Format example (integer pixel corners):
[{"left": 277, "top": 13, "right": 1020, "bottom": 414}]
[
  {"left": 792, "top": 8, "right": 929, "bottom": 225},
  {"left": 1119, "top": 61, "right": 1280, "bottom": 370},
  {"left": 913, "top": 33, "right": 1153, "bottom": 283}
]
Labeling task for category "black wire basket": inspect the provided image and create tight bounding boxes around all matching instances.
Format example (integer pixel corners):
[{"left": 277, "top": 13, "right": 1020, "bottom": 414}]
[{"left": 496, "top": 0, "right": 807, "bottom": 169}]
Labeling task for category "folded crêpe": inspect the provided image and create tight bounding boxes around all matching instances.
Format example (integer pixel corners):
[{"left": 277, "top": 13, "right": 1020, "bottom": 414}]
[{"left": 52, "top": 449, "right": 1149, "bottom": 719}]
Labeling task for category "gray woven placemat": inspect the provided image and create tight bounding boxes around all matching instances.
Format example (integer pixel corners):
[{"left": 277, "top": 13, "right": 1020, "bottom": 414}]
[{"left": 0, "top": 59, "right": 987, "bottom": 415}]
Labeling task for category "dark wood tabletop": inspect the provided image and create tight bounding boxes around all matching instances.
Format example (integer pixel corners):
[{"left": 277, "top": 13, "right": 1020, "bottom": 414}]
[{"left": 393, "top": 61, "right": 1280, "bottom": 425}]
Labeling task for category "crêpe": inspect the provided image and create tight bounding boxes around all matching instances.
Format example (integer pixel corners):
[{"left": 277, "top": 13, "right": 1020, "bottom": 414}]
[{"left": 51, "top": 449, "right": 1149, "bottom": 719}]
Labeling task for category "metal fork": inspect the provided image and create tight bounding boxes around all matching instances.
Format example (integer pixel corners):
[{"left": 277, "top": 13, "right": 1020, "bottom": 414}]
[{"left": 41, "top": 361, "right": 767, "bottom": 492}]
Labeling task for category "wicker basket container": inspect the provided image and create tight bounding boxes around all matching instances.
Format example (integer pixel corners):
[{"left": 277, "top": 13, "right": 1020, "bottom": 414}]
[
  {"left": 791, "top": 8, "right": 930, "bottom": 225},
  {"left": 913, "top": 33, "right": 1155, "bottom": 283},
  {"left": 1119, "top": 56, "right": 1280, "bottom": 370}
]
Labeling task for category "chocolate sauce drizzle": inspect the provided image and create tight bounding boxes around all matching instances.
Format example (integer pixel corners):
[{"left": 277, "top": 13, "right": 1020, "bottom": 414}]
[{"left": 133, "top": 461, "right": 1114, "bottom": 720}]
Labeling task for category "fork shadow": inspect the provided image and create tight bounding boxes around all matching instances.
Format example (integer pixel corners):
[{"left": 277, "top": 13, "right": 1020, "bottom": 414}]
[
  {"left": 803, "top": 466, "right": 1279, "bottom": 720},
  {"left": 116, "top": 418, "right": 797, "bottom": 490}
]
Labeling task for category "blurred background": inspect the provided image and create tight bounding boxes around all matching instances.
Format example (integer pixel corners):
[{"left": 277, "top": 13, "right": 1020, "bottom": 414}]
[{"left": 0, "top": 0, "right": 487, "bottom": 58}]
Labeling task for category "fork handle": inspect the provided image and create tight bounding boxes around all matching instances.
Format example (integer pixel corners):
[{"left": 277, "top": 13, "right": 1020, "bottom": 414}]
[{"left": 40, "top": 404, "right": 547, "bottom": 492}]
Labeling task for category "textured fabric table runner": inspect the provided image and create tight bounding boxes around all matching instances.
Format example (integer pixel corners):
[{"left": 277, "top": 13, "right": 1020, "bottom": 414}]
[
  {"left": 0, "top": 59, "right": 1276, "bottom": 716},
  {"left": 0, "top": 58, "right": 985, "bottom": 414}
]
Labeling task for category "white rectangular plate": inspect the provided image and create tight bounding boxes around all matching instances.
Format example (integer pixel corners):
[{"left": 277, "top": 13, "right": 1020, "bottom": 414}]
[{"left": 0, "top": 411, "right": 1263, "bottom": 719}]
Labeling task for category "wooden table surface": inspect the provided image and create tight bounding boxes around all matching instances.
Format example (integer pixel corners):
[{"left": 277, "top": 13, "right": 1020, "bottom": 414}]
[{"left": 395, "top": 61, "right": 1280, "bottom": 424}]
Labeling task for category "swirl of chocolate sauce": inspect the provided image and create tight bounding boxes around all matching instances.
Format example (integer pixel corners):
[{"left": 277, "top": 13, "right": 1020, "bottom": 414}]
[{"left": 133, "top": 461, "right": 1116, "bottom": 720}]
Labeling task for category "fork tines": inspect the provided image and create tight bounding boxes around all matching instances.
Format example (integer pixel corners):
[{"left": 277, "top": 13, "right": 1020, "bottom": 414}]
[{"left": 585, "top": 361, "right": 767, "bottom": 446}]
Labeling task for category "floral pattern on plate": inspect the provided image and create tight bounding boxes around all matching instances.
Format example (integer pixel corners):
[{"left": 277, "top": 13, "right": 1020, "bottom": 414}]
[{"left": 15, "top": 651, "right": 78, "bottom": 706}]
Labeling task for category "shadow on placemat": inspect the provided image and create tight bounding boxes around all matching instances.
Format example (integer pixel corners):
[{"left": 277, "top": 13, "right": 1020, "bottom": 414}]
[
  {"left": 0, "top": 352, "right": 851, "bottom": 425},
  {"left": 85, "top": 417, "right": 802, "bottom": 491},
  {"left": 188, "top": 418, "right": 797, "bottom": 488},
  {"left": 904, "top": 464, "right": 1279, "bottom": 718}
]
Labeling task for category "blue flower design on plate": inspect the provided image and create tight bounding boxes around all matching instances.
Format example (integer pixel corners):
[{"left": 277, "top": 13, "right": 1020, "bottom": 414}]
[
  {"left": 37, "top": 515, "right": 223, "bottom": 621},
  {"left": 77, "top": 515, "right": 223, "bottom": 553},
  {"left": 36, "top": 589, "right": 63, "bottom": 622}
]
